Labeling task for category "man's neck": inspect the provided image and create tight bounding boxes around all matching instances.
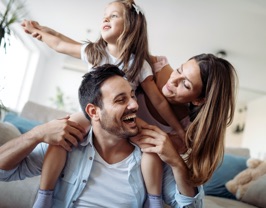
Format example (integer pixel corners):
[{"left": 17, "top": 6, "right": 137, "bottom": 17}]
[{"left": 92, "top": 131, "right": 134, "bottom": 164}]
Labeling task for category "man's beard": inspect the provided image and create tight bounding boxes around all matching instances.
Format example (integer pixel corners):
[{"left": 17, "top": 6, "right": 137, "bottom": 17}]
[{"left": 99, "top": 110, "right": 139, "bottom": 139}]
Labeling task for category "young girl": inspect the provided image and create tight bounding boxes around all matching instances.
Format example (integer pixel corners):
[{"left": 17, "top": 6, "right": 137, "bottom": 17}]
[{"left": 22, "top": 1, "right": 184, "bottom": 207}]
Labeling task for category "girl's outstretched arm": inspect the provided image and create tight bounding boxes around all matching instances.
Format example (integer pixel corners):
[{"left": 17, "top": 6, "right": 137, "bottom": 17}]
[
  {"left": 141, "top": 76, "right": 185, "bottom": 141},
  {"left": 21, "top": 20, "right": 81, "bottom": 58}
]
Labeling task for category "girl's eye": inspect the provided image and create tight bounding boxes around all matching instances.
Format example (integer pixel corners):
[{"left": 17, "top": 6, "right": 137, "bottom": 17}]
[{"left": 111, "top": 14, "right": 118, "bottom": 18}]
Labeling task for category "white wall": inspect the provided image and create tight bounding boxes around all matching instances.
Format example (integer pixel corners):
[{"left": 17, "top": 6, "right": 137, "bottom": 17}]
[
  {"left": 29, "top": 49, "right": 84, "bottom": 112},
  {"left": 241, "top": 96, "right": 266, "bottom": 159}
]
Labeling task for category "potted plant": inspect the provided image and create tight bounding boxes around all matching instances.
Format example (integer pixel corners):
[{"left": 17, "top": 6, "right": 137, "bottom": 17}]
[{"left": 0, "top": 0, "right": 26, "bottom": 53}]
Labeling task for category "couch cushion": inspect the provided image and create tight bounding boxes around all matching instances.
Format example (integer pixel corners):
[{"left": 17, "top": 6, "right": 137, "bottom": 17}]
[
  {"left": 3, "top": 112, "right": 42, "bottom": 134},
  {"left": 203, "top": 154, "right": 248, "bottom": 199},
  {"left": 0, "top": 121, "right": 21, "bottom": 145},
  {"left": 0, "top": 176, "right": 40, "bottom": 208},
  {"left": 20, "top": 101, "right": 70, "bottom": 123}
]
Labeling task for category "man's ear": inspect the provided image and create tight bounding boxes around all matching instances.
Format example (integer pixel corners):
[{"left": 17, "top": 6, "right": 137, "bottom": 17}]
[
  {"left": 192, "top": 98, "right": 205, "bottom": 106},
  {"left": 85, "top": 103, "right": 99, "bottom": 120}
]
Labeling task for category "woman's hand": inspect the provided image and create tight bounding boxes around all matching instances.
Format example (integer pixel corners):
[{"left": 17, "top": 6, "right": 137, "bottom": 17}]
[{"left": 32, "top": 116, "right": 86, "bottom": 151}]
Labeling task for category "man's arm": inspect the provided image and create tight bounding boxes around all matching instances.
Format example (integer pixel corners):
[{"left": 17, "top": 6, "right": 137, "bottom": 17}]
[
  {"left": 21, "top": 20, "right": 82, "bottom": 58},
  {"left": 0, "top": 117, "right": 85, "bottom": 170}
]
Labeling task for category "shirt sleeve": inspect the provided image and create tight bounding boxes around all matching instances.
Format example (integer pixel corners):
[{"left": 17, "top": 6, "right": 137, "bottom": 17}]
[
  {"left": 153, "top": 56, "right": 169, "bottom": 73},
  {"left": 80, "top": 43, "right": 89, "bottom": 64},
  {"left": 162, "top": 164, "right": 204, "bottom": 208},
  {"left": 0, "top": 143, "right": 47, "bottom": 181},
  {"left": 139, "top": 60, "right": 153, "bottom": 83}
]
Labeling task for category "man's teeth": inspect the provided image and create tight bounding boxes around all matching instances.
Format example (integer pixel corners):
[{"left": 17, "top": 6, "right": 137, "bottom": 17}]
[{"left": 123, "top": 115, "right": 136, "bottom": 121}]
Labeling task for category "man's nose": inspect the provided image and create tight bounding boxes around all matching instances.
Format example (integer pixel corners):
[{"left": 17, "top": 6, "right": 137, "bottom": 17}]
[{"left": 128, "top": 98, "right": 138, "bottom": 110}]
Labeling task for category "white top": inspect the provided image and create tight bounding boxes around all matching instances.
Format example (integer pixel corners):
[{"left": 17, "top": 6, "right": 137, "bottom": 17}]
[
  {"left": 81, "top": 44, "right": 153, "bottom": 90},
  {"left": 74, "top": 149, "right": 136, "bottom": 207}
]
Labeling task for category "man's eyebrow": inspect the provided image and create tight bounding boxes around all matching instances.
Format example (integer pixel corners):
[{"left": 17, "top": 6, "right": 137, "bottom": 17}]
[
  {"left": 113, "top": 92, "right": 127, "bottom": 100},
  {"left": 113, "top": 89, "right": 134, "bottom": 99}
]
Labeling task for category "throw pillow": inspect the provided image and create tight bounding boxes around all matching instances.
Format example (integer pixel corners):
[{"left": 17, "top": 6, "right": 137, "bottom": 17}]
[
  {"left": 242, "top": 174, "right": 266, "bottom": 208},
  {"left": 225, "top": 158, "right": 266, "bottom": 207},
  {"left": 0, "top": 121, "right": 21, "bottom": 145},
  {"left": 3, "top": 113, "right": 42, "bottom": 134},
  {"left": 203, "top": 154, "right": 248, "bottom": 199}
]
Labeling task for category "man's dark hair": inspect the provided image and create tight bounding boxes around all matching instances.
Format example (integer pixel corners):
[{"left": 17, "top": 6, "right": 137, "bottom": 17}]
[{"left": 78, "top": 64, "right": 126, "bottom": 120}]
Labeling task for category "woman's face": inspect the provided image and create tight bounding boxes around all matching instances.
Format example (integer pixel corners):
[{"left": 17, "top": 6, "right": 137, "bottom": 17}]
[{"left": 162, "top": 59, "right": 203, "bottom": 104}]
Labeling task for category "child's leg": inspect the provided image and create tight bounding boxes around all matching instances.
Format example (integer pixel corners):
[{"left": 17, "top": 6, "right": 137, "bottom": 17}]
[
  {"left": 142, "top": 151, "right": 163, "bottom": 208},
  {"left": 33, "top": 145, "right": 67, "bottom": 208}
]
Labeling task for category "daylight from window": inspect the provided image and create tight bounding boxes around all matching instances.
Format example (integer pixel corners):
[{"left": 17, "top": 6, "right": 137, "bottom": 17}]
[{"left": 0, "top": 33, "right": 30, "bottom": 111}]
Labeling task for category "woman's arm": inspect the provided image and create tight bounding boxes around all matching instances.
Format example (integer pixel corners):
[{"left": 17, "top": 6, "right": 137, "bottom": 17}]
[{"left": 21, "top": 20, "right": 81, "bottom": 58}]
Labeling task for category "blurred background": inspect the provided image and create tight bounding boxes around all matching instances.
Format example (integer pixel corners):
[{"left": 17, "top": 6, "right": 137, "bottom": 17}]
[{"left": 1, "top": 0, "right": 266, "bottom": 158}]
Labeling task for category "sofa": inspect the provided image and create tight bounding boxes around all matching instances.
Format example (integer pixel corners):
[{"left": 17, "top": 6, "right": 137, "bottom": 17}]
[{"left": 0, "top": 101, "right": 263, "bottom": 208}]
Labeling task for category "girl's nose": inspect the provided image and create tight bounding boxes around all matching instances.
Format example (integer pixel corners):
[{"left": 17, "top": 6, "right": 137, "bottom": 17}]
[{"left": 103, "top": 16, "right": 110, "bottom": 22}]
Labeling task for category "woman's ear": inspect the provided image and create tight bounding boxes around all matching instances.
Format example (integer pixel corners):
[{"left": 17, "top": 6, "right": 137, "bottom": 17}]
[
  {"left": 192, "top": 98, "right": 205, "bottom": 106},
  {"left": 85, "top": 103, "right": 99, "bottom": 120}
]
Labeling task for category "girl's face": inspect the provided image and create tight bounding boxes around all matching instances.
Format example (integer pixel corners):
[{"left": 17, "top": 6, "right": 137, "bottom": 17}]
[
  {"left": 101, "top": 2, "right": 125, "bottom": 44},
  {"left": 162, "top": 59, "right": 203, "bottom": 104}
]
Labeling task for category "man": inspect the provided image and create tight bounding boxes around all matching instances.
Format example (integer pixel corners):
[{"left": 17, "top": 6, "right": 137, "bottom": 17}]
[{"left": 0, "top": 64, "right": 203, "bottom": 207}]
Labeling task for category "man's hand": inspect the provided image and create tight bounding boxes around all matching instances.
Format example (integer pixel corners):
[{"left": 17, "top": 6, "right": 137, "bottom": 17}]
[{"left": 32, "top": 116, "right": 86, "bottom": 151}]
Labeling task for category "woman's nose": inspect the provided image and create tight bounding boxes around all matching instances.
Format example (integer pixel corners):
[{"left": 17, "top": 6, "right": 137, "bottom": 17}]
[
  {"left": 170, "top": 71, "right": 182, "bottom": 86},
  {"left": 169, "top": 76, "right": 179, "bottom": 86}
]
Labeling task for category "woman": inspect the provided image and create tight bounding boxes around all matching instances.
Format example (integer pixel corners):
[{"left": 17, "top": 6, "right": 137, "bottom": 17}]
[{"left": 133, "top": 54, "right": 237, "bottom": 207}]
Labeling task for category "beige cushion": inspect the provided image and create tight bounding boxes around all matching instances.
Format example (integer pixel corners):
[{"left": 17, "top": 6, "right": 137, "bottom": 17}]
[
  {"left": 0, "top": 121, "right": 21, "bottom": 145},
  {"left": 241, "top": 175, "right": 266, "bottom": 208},
  {"left": 20, "top": 101, "right": 70, "bottom": 123},
  {"left": 204, "top": 195, "right": 257, "bottom": 208}
]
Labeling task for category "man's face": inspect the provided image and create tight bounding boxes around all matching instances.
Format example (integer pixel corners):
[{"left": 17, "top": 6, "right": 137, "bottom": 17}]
[{"left": 98, "top": 76, "right": 139, "bottom": 138}]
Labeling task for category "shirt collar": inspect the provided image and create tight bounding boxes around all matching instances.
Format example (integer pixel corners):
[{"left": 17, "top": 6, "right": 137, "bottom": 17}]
[{"left": 80, "top": 127, "right": 93, "bottom": 147}]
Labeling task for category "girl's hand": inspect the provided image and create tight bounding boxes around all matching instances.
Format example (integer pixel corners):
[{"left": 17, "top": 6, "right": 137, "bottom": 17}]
[
  {"left": 168, "top": 133, "right": 187, "bottom": 155},
  {"left": 131, "top": 124, "right": 181, "bottom": 167}
]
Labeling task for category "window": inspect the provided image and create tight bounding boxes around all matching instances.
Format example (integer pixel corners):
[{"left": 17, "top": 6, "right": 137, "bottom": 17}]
[{"left": 0, "top": 31, "right": 30, "bottom": 111}]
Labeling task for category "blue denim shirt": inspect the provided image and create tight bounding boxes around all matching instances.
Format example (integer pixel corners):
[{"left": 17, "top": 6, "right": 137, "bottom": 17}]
[{"left": 0, "top": 128, "right": 204, "bottom": 208}]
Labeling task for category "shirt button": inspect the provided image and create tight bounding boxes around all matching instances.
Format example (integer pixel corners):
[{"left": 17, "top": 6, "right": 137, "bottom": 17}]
[
  {"left": 89, "top": 156, "right": 93, "bottom": 160},
  {"left": 61, "top": 173, "right": 64, "bottom": 178},
  {"left": 82, "top": 180, "right": 87, "bottom": 183}
]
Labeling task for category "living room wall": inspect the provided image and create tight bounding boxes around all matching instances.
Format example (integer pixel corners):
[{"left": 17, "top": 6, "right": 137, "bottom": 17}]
[{"left": 241, "top": 96, "right": 266, "bottom": 159}]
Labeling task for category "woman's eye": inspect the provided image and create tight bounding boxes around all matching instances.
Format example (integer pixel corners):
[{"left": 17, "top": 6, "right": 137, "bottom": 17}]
[
  {"left": 176, "top": 68, "right": 181, "bottom": 74},
  {"left": 183, "top": 81, "right": 190, "bottom": 89}
]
